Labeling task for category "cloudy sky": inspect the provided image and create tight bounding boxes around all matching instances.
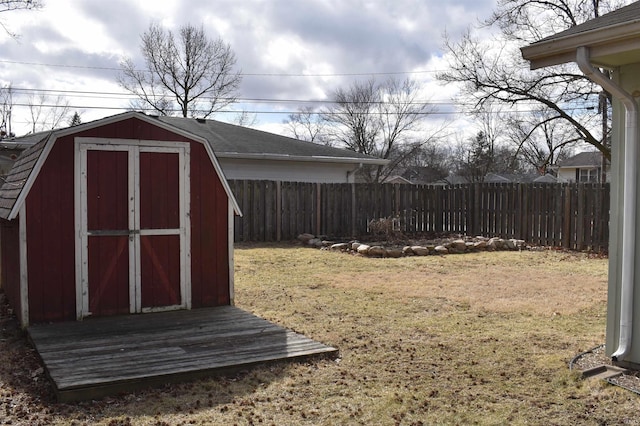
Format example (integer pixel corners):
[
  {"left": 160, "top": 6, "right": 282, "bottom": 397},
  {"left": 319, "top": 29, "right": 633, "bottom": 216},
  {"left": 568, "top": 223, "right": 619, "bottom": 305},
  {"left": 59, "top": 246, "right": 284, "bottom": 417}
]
[{"left": 0, "top": 0, "right": 497, "bottom": 137}]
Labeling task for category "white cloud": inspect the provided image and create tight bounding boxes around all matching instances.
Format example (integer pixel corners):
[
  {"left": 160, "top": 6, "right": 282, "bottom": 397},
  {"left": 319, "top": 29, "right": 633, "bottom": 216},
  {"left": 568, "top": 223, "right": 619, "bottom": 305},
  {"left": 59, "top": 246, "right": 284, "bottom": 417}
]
[{"left": 0, "top": 0, "right": 498, "bottom": 136}]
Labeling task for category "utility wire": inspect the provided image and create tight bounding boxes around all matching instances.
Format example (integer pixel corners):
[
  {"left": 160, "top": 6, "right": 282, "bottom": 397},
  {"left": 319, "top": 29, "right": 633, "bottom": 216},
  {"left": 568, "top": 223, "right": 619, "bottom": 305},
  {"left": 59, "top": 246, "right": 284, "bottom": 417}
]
[{"left": 0, "top": 59, "right": 441, "bottom": 77}]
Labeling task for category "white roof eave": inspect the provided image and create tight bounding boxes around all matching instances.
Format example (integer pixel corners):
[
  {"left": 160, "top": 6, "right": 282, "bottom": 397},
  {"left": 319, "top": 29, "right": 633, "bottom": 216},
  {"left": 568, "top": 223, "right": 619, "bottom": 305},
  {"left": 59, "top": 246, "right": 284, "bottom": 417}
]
[
  {"left": 521, "top": 20, "right": 640, "bottom": 69},
  {"left": 215, "top": 151, "right": 390, "bottom": 165}
]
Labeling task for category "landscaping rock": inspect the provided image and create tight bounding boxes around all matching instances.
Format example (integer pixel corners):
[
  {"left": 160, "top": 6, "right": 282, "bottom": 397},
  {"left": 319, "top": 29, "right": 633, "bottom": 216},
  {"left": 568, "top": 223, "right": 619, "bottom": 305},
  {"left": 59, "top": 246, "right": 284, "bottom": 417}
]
[
  {"left": 474, "top": 240, "right": 488, "bottom": 250},
  {"left": 450, "top": 239, "right": 467, "bottom": 252},
  {"left": 487, "top": 237, "right": 503, "bottom": 250},
  {"left": 303, "top": 233, "right": 533, "bottom": 259},
  {"left": 386, "top": 249, "right": 403, "bottom": 258},
  {"left": 504, "top": 239, "right": 516, "bottom": 250},
  {"left": 356, "top": 244, "right": 371, "bottom": 254},
  {"left": 368, "top": 246, "right": 386, "bottom": 257},
  {"left": 411, "top": 246, "right": 430, "bottom": 256},
  {"left": 434, "top": 245, "right": 449, "bottom": 254},
  {"left": 331, "top": 243, "right": 350, "bottom": 251}
]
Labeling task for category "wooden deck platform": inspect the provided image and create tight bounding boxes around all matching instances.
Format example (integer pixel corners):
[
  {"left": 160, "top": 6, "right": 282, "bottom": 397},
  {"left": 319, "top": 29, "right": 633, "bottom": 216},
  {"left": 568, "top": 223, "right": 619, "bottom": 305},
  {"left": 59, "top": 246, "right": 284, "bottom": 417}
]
[{"left": 27, "top": 306, "right": 337, "bottom": 402}]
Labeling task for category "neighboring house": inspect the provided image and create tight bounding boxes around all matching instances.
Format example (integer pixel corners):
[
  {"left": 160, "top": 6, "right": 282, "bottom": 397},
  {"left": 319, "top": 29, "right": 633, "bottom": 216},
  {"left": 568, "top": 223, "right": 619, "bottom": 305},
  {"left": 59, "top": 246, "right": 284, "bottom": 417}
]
[
  {"left": 554, "top": 151, "right": 608, "bottom": 183},
  {"left": 433, "top": 172, "right": 540, "bottom": 186},
  {"left": 155, "top": 116, "right": 387, "bottom": 183},
  {"left": 0, "top": 112, "right": 241, "bottom": 327},
  {"left": 532, "top": 173, "right": 558, "bottom": 183},
  {"left": 394, "top": 166, "right": 448, "bottom": 185},
  {"left": 521, "top": 1, "right": 640, "bottom": 367},
  {"left": 0, "top": 115, "right": 388, "bottom": 184},
  {"left": 383, "top": 175, "right": 413, "bottom": 185}
]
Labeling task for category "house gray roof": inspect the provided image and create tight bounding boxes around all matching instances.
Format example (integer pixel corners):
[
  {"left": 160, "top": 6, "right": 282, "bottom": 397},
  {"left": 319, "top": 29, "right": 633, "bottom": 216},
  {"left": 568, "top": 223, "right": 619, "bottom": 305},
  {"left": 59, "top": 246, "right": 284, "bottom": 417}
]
[
  {"left": 533, "top": 173, "right": 558, "bottom": 183},
  {"left": 556, "top": 151, "right": 604, "bottom": 168},
  {"left": 155, "top": 116, "right": 387, "bottom": 164}
]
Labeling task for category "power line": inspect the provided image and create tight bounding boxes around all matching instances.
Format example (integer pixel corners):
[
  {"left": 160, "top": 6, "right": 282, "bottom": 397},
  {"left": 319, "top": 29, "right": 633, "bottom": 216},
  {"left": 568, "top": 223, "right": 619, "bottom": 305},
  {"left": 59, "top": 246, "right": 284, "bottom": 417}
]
[
  {"left": 6, "top": 86, "right": 594, "bottom": 110},
  {"left": 8, "top": 101, "right": 597, "bottom": 116},
  {"left": 0, "top": 59, "right": 442, "bottom": 77},
  {"left": 6, "top": 86, "right": 461, "bottom": 106}
]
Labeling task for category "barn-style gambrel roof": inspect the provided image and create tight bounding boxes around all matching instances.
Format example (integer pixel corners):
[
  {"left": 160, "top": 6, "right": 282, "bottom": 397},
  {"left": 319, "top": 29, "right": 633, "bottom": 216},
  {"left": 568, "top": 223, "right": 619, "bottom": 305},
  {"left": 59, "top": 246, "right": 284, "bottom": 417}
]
[{"left": 0, "top": 112, "right": 241, "bottom": 221}]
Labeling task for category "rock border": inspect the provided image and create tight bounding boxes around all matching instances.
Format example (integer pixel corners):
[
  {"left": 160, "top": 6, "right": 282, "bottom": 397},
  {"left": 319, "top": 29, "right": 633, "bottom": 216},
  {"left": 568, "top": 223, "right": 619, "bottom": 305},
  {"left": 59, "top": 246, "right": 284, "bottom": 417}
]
[{"left": 296, "top": 233, "right": 528, "bottom": 258}]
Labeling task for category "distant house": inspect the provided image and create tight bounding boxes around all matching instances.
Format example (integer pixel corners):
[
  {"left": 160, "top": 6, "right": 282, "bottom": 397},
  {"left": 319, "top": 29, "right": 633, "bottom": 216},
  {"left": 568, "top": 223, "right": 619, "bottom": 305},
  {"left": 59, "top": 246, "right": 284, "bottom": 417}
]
[
  {"left": 155, "top": 116, "right": 387, "bottom": 183},
  {"left": 433, "top": 171, "right": 540, "bottom": 186},
  {"left": 383, "top": 175, "right": 413, "bottom": 185},
  {"left": 0, "top": 115, "right": 388, "bottom": 184},
  {"left": 532, "top": 173, "right": 558, "bottom": 183},
  {"left": 554, "top": 151, "right": 608, "bottom": 183},
  {"left": 393, "top": 166, "right": 448, "bottom": 185}
]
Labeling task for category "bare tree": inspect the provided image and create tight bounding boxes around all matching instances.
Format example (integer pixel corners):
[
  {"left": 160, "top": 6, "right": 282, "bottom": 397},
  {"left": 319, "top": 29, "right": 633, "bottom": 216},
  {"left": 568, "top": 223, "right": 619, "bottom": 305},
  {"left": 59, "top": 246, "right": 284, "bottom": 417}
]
[
  {"left": 284, "top": 106, "right": 330, "bottom": 145},
  {"left": 322, "top": 77, "right": 441, "bottom": 182},
  {"left": 1, "top": 0, "right": 43, "bottom": 37},
  {"left": 438, "top": 0, "right": 630, "bottom": 160},
  {"left": 506, "top": 108, "right": 577, "bottom": 174},
  {"left": 392, "top": 140, "right": 452, "bottom": 183},
  {"left": 26, "top": 93, "right": 71, "bottom": 133},
  {"left": 0, "top": 83, "right": 13, "bottom": 138},
  {"left": 232, "top": 110, "right": 258, "bottom": 127},
  {"left": 118, "top": 22, "right": 242, "bottom": 118}
]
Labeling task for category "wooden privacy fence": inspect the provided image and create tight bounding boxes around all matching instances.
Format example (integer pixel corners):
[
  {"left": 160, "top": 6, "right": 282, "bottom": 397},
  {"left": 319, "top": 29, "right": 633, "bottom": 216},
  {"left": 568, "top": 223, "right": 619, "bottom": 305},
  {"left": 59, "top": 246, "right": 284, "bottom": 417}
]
[{"left": 227, "top": 180, "right": 610, "bottom": 251}]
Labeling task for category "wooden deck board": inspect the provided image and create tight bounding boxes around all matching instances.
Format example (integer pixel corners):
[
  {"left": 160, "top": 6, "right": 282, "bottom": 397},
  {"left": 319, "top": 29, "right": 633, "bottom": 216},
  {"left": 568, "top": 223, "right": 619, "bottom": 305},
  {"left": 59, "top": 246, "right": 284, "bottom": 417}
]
[{"left": 28, "top": 306, "right": 337, "bottom": 402}]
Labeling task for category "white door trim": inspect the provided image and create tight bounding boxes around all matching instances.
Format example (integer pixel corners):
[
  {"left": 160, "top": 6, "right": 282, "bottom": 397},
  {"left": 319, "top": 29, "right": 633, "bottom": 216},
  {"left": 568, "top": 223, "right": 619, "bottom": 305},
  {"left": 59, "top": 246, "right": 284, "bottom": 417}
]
[{"left": 75, "top": 137, "right": 191, "bottom": 318}]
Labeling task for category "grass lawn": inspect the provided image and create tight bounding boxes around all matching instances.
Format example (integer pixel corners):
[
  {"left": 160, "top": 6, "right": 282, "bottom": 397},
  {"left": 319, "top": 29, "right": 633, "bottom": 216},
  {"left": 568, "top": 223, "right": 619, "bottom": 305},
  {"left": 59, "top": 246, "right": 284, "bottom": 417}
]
[{"left": 2, "top": 244, "right": 638, "bottom": 425}]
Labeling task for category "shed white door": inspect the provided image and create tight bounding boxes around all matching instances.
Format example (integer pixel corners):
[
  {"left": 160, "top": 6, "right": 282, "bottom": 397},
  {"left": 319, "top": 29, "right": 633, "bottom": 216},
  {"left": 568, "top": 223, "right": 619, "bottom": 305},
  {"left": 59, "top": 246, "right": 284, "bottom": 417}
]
[{"left": 77, "top": 139, "right": 190, "bottom": 318}]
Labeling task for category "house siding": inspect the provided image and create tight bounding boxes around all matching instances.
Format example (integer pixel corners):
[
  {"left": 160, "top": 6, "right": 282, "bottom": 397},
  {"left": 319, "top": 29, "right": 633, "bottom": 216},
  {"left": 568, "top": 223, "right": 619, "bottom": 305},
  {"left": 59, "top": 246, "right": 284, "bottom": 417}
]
[
  {"left": 1, "top": 218, "right": 21, "bottom": 323},
  {"left": 190, "top": 143, "right": 230, "bottom": 307},
  {"left": 25, "top": 136, "right": 76, "bottom": 322},
  {"left": 218, "top": 158, "right": 359, "bottom": 183},
  {"left": 606, "top": 62, "right": 640, "bottom": 363}
]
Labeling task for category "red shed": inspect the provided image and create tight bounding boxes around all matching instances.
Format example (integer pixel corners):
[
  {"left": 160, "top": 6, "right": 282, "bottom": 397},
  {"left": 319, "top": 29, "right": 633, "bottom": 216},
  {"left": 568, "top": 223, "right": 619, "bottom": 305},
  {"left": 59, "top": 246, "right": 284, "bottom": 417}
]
[{"left": 0, "top": 112, "right": 241, "bottom": 326}]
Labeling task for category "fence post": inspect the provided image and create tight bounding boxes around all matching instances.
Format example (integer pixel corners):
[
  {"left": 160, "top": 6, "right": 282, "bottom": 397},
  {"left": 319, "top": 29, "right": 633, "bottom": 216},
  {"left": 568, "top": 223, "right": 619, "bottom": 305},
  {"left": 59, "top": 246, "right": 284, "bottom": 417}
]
[
  {"left": 351, "top": 183, "right": 357, "bottom": 237},
  {"left": 276, "top": 180, "right": 282, "bottom": 242},
  {"left": 563, "top": 185, "right": 571, "bottom": 249},
  {"left": 316, "top": 183, "right": 322, "bottom": 236},
  {"left": 472, "top": 183, "right": 480, "bottom": 236}
]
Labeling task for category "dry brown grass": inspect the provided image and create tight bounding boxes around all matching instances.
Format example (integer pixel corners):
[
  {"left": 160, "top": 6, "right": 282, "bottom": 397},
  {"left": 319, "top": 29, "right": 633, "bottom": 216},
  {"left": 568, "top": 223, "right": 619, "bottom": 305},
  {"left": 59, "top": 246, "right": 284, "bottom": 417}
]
[{"left": 3, "top": 243, "right": 639, "bottom": 425}]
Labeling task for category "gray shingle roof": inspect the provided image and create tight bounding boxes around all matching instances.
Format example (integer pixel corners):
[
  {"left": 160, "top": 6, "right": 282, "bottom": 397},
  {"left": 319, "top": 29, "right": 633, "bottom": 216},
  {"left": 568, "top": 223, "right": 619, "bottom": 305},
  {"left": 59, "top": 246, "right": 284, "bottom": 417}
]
[
  {"left": 155, "top": 116, "right": 385, "bottom": 162},
  {"left": 0, "top": 133, "right": 51, "bottom": 219},
  {"left": 556, "top": 151, "right": 604, "bottom": 167}
]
